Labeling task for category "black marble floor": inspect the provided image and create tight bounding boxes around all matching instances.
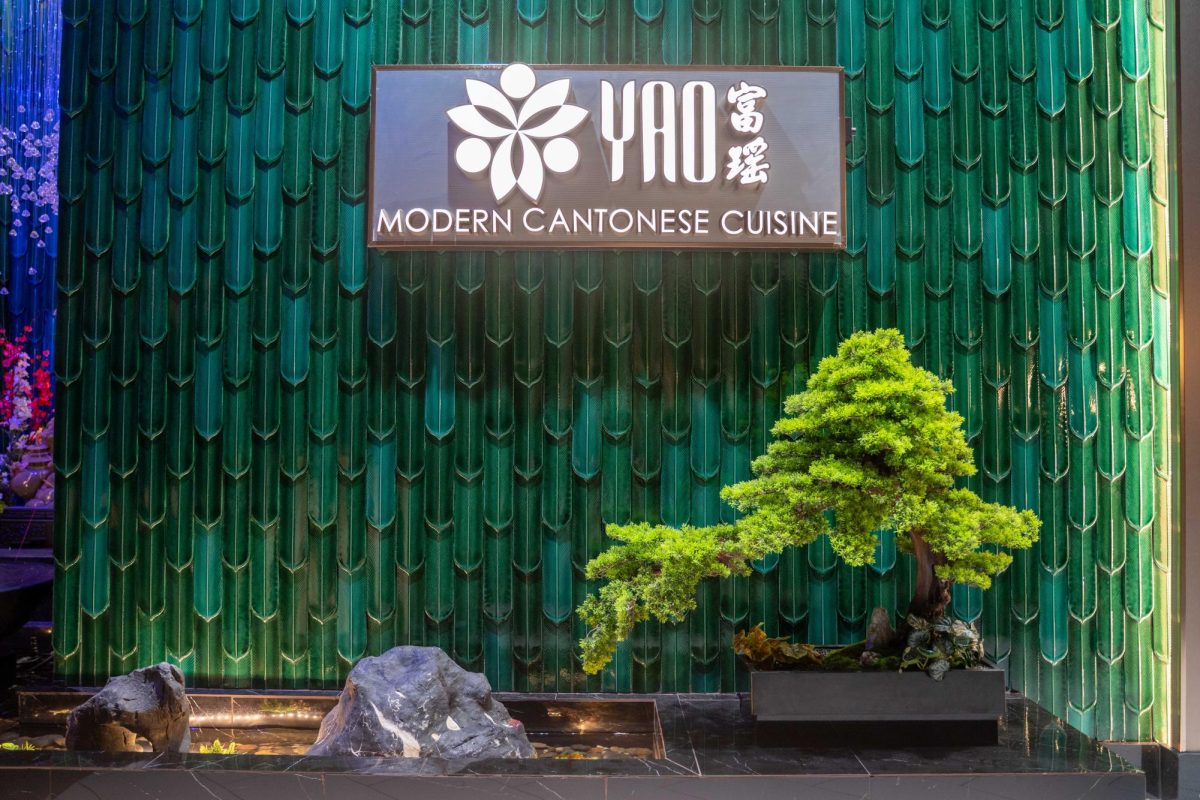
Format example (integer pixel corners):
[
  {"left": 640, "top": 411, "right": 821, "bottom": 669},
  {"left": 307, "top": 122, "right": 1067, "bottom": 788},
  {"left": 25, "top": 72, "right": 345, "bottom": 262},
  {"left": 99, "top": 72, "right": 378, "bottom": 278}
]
[
  {"left": 0, "top": 694, "right": 1145, "bottom": 800},
  {"left": 1104, "top": 742, "right": 1200, "bottom": 799}
]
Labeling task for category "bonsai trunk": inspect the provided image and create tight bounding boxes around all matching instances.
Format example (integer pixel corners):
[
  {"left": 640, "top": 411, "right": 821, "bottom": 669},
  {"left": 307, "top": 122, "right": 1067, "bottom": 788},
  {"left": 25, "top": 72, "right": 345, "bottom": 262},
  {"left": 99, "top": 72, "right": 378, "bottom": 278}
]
[{"left": 908, "top": 530, "right": 951, "bottom": 620}]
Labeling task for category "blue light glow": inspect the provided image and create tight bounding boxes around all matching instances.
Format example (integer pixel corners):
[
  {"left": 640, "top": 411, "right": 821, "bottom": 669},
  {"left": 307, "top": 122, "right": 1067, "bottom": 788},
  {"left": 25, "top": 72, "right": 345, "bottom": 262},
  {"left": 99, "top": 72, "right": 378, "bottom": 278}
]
[{"left": 0, "top": 0, "right": 60, "bottom": 362}]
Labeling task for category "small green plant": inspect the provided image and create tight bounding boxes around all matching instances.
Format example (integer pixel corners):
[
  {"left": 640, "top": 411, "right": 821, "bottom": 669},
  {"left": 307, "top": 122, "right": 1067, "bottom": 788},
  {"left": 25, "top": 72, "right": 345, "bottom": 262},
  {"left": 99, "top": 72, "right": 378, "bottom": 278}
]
[
  {"left": 198, "top": 739, "right": 238, "bottom": 755},
  {"left": 578, "top": 329, "right": 1040, "bottom": 674},
  {"left": 0, "top": 741, "right": 36, "bottom": 751}
]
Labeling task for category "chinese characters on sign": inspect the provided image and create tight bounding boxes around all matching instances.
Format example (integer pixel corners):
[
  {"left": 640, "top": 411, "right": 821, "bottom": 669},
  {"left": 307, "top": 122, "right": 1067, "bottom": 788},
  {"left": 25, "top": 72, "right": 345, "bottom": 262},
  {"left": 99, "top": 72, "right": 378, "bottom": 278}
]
[
  {"left": 369, "top": 64, "right": 846, "bottom": 249},
  {"left": 725, "top": 81, "right": 771, "bottom": 186}
]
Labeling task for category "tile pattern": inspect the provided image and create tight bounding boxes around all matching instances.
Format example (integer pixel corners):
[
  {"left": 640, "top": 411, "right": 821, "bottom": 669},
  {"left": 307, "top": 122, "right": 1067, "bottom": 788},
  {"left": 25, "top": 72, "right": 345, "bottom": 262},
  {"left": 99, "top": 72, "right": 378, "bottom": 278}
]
[{"left": 53, "top": 0, "right": 1175, "bottom": 743}]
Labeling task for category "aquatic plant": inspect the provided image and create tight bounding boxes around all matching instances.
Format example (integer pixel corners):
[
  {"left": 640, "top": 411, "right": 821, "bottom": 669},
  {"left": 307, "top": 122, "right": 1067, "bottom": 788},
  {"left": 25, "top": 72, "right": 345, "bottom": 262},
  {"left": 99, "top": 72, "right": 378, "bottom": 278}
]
[{"left": 198, "top": 739, "right": 238, "bottom": 755}]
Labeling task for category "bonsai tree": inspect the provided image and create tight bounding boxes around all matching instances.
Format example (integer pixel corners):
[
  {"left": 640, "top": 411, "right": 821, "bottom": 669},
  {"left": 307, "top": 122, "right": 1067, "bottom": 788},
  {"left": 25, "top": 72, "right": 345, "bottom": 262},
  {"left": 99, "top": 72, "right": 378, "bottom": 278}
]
[{"left": 578, "top": 328, "right": 1040, "bottom": 674}]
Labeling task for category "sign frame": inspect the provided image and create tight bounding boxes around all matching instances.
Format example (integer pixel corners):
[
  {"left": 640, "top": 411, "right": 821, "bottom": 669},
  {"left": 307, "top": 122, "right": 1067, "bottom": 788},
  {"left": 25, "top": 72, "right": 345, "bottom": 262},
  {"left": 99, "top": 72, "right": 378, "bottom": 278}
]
[{"left": 367, "top": 63, "right": 848, "bottom": 252}]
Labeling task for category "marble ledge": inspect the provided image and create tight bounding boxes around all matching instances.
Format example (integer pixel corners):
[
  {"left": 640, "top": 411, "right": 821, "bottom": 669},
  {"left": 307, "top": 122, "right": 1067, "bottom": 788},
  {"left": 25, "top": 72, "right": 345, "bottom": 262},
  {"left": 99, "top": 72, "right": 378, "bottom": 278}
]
[{"left": 0, "top": 695, "right": 1145, "bottom": 800}]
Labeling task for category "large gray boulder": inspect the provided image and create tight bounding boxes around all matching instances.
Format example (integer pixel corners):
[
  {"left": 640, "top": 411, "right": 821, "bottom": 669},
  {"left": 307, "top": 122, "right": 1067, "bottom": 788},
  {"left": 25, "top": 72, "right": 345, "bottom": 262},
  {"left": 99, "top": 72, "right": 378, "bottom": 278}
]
[
  {"left": 66, "top": 663, "right": 190, "bottom": 753},
  {"left": 308, "top": 646, "right": 533, "bottom": 760}
]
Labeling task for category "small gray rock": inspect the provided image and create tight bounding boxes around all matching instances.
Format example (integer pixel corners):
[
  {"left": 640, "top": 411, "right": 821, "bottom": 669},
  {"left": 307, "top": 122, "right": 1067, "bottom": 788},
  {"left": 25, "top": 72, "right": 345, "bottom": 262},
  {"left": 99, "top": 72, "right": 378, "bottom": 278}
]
[
  {"left": 27, "top": 734, "right": 65, "bottom": 748},
  {"left": 66, "top": 663, "right": 190, "bottom": 754},
  {"left": 307, "top": 646, "right": 533, "bottom": 760}
]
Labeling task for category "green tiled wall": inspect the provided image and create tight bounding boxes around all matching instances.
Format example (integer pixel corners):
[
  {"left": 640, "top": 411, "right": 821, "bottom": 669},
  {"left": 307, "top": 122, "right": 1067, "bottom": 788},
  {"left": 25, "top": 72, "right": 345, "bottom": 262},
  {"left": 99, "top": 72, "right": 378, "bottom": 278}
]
[{"left": 54, "top": 0, "right": 1176, "bottom": 741}]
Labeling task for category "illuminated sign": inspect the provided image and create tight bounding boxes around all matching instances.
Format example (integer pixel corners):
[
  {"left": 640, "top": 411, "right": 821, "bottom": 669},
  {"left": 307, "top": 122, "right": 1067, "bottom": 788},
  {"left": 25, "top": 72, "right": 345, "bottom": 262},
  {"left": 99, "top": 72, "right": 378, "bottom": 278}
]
[{"left": 369, "top": 64, "right": 846, "bottom": 250}]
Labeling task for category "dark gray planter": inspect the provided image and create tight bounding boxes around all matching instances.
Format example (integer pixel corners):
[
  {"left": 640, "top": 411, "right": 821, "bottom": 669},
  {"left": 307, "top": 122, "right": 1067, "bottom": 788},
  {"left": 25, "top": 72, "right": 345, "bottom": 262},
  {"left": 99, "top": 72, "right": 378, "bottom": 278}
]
[{"left": 749, "top": 667, "right": 1006, "bottom": 723}]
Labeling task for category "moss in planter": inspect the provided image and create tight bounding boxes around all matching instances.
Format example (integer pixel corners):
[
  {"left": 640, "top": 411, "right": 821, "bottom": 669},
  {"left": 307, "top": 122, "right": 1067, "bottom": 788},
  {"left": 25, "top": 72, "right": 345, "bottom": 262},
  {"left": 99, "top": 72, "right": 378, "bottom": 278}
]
[
  {"left": 733, "top": 625, "right": 824, "bottom": 670},
  {"left": 735, "top": 622, "right": 961, "bottom": 677},
  {"left": 735, "top": 627, "right": 893, "bottom": 672}
]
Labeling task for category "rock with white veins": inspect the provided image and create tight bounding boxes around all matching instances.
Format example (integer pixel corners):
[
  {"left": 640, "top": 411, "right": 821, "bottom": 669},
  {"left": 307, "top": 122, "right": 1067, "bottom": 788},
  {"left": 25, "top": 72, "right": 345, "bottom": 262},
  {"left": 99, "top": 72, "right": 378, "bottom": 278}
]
[{"left": 306, "top": 646, "right": 534, "bottom": 760}]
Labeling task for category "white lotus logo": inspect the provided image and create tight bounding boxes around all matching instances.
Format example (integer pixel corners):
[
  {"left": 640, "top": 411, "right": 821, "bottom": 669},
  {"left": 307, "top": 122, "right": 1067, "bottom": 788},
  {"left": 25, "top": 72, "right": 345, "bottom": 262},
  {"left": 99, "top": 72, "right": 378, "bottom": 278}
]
[{"left": 448, "top": 63, "right": 589, "bottom": 204}]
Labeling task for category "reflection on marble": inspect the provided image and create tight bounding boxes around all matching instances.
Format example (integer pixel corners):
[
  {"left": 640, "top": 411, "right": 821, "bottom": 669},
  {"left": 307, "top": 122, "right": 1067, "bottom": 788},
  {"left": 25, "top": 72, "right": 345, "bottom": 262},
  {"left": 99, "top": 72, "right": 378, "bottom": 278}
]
[
  {"left": 607, "top": 775, "right": 872, "bottom": 800},
  {"left": 20, "top": 689, "right": 338, "bottom": 730},
  {"left": 17, "top": 690, "right": 85, "bottom": 726},
  {"left": 192, "top": 726, "right": 315, "bottom": 757},
  {"left": 321, "top": 775, "right": 608, "bottom": 800},
  {"left": 866, "top": 774, "right": 1146, "bottom": 800},
  {"left": 52, "top": 769, "right": 328, "bottom": 800},
  {"left": 0, "top": 695, "right": 1145, "bottom": 800},
  {"left": 852, "top": 699, "right": 1135, "bottom": 775},
  {"left": 1171, "top": 748, "right": 1200, "bottom": 800}
]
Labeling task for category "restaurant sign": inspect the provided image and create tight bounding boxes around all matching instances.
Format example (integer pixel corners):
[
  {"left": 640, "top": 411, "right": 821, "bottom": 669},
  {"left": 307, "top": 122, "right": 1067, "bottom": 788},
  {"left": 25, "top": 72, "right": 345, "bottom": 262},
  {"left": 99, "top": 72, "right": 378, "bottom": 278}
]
[{"left": 368, "top": 64, "right": 846, "bottom": 250}]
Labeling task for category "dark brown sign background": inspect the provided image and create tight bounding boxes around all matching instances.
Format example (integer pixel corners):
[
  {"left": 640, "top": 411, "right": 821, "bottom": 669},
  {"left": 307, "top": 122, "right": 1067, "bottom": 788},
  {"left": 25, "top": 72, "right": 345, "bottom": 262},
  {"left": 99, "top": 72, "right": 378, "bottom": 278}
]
[{"left": 369, "top": 65, "right": 846, "bottom": 250}]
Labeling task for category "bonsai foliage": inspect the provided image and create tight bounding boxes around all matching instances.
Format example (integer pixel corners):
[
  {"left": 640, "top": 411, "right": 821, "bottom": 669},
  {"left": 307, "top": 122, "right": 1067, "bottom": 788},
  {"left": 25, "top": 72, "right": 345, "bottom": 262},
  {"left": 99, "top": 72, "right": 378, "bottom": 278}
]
[{"left": 578, "top": 329, "right": 1040, "bottom": 674}]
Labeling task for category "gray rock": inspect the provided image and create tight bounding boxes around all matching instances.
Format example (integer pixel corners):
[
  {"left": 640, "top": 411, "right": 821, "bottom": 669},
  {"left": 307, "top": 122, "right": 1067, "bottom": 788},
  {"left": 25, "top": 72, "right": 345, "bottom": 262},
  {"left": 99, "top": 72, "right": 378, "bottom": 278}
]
[
  {"left": 26, "top": 734, "right": 65, "bottom": 748},
  {"left": 307, "top": 646, "right": 533, "bottom": 760},
  {"left": 66, "top": 663, "right": 190, "bottom": 753}
]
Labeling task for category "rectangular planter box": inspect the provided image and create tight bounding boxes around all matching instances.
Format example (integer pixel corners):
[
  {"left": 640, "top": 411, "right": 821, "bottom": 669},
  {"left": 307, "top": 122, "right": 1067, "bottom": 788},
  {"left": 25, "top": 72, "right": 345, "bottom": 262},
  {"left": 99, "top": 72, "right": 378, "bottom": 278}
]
[{"left": 750, "top": 667, "right": 1006, "bottom": 723}]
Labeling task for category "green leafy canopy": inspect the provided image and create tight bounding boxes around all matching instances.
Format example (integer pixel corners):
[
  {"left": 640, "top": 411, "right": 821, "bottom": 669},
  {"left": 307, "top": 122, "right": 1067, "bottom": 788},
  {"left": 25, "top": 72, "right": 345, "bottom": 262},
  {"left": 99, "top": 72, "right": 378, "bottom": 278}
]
[{"left": 578, "top": 329, "right": 1040, "bottom": 674}]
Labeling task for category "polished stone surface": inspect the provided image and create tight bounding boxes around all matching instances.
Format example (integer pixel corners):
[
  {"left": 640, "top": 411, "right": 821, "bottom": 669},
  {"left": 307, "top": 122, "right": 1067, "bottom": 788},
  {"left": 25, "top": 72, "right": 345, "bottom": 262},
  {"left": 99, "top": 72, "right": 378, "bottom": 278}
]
[
  {"left": 1107, "top": 743, "right": 1200, "bottom": 799},
  {"left": 0, "top": 695, "right": 1145, "bottom": 799},
  {"left": 1167, "top": 748, "right": 1200, "bottom": 800}
]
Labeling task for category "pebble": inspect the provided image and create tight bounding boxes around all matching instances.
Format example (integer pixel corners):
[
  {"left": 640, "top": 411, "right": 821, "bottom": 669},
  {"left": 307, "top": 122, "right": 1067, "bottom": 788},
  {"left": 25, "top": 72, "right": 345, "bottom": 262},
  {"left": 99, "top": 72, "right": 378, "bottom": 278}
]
[
  {"left": 248, "top": 745, "right": 310, "bottom": 756},
  {"left": 26, "top": 735, "right": 64, "bottom": 748},
  {"left": 533, "top": 743, "right": 657, "bottom": 760}
]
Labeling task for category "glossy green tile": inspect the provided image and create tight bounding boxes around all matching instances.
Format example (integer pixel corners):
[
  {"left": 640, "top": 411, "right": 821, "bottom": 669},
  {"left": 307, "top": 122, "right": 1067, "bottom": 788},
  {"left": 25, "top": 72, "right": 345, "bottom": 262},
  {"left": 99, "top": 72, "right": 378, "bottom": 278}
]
[{"left": 54, "top": 0, "right": 1175, "bottom": 740}]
